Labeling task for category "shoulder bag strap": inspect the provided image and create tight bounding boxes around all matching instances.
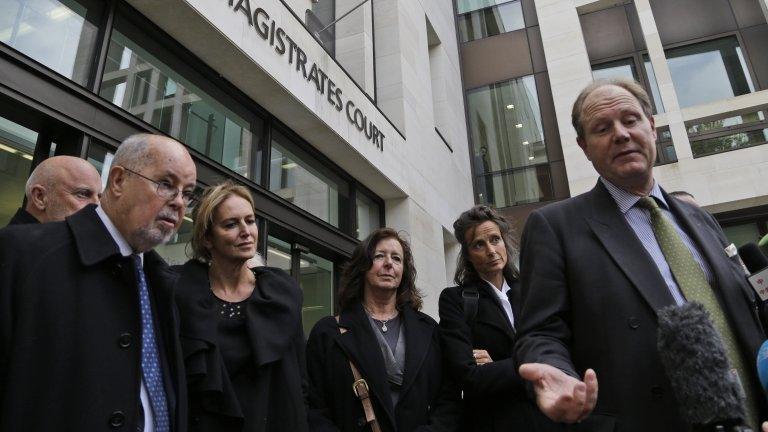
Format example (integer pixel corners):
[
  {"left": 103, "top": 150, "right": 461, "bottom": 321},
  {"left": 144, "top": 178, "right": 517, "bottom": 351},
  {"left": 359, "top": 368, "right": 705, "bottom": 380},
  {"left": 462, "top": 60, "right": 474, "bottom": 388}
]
[
  {"left": 335, "top": 316, "right": 382, "bottom": 432},
  {"left": 461, "top": 286, "right": 480, "bottom": 325}
]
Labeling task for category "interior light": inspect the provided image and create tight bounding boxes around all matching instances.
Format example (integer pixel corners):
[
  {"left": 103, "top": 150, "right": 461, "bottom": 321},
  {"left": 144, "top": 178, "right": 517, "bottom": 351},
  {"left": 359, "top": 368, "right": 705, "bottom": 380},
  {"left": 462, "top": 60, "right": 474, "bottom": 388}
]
[
  {"left": 267, "top": 248, "right": 292, "bottom": 261},
  {"left": 515, "top": 124, "right": 523, "bottom": 128},
  {"left": 506, "top": 104, "right": 515, "bottom": 110},
  {"left": 522, "top": 141, "right": 529, "bottom": 145},
  {"left": 0, "top": 143, "right": 32, "bottom": 160},
  {"left": 281, "top": 162, "right": 298, "bottom": 169},
  {"left": 528, "top": 156, "right": 535, "bottom": 160}
]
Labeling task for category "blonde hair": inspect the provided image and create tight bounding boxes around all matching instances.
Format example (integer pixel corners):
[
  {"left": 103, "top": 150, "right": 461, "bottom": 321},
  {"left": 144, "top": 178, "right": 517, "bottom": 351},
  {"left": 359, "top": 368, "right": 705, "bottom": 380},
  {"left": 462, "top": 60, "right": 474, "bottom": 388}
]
[{"left": 190, "top": 181, "right": 255, "bottom": 263}]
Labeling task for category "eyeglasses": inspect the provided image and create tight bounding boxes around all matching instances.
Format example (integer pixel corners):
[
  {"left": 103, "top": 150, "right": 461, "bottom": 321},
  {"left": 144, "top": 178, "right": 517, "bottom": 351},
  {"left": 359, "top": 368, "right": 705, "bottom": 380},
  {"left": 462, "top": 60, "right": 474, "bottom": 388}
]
[{"left": 120, "top": 166, "right": 198, "bottom": 207}]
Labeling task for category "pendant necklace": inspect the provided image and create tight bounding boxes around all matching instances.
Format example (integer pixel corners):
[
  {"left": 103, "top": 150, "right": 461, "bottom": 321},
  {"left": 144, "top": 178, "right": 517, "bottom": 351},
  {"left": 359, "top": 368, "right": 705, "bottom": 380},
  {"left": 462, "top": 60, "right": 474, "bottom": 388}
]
[{"left": 365, "top": 306, "right": 398, "bottom": 333}]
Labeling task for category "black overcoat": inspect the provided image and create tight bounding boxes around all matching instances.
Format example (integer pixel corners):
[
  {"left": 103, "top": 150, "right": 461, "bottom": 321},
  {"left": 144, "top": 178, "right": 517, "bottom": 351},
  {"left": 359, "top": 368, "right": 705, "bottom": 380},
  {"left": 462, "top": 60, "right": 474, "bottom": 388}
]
[
  {"left": 306, "top": 302, "right": 461, "bottom": 432},
  {"left": 0, "top": 204, "right": 187, "bottom": 431},
  {"left": 174, "top": 260, "right": 309, "bottom": 432},
  {"left": 515, "top": 181, "right": 767, "bottom": 431},
  {"left": 6, "top": 207, "right": 38, "bottom": 226},
  {"left": 438, "top": 281, "right": 561, "bottom": 432}
]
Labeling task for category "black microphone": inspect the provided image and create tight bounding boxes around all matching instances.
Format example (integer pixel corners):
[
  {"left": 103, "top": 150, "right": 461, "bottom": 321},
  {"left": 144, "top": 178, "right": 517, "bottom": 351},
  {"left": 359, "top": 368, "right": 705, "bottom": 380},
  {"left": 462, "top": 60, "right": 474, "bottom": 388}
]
[
  {"left": 657, "top": 302, "right": 751, "bottom": 431},
  {"left": 739, "top": 242, "right": 768, "bottom": 275}
]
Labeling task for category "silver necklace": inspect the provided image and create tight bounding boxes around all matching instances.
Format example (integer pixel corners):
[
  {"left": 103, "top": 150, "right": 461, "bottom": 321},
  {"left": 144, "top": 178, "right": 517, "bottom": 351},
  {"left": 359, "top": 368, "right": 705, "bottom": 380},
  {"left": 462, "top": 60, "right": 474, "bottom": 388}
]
[{"left": 365, "top": 307, "right": 398, "bottom": 333}]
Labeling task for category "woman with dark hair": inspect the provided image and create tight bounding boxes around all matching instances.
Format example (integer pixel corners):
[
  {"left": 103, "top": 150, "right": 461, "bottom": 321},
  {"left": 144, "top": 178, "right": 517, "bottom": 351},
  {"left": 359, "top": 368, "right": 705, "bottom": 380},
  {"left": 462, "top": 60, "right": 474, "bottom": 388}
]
[
  {"left": 306, "top": 227, "right": 460, "bottom": 432},
  {"left": 173, "top": 182, "right": 308, "bottom": 431},
  {"left": 438, "top": 205, "right": 558, "bottom": 431}
]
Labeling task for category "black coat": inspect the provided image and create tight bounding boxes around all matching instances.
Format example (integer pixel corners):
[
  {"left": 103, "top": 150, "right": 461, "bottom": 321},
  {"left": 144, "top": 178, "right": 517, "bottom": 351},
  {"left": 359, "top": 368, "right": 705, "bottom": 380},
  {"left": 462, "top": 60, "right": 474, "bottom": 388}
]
[
  {"left": 438, "top": 282, "right": 561, "bottom": 432},
  {"left": 515, "top": 182, "right": 767, "bottom": 431},
  {"left": 306, "top": 302, "right": 461, "bottom": 432},
  {"left": 0, "top": 204, "right": 187, "bottom": 431},
  {"left": 174, "top": 260, "right": 309, "bottom": 432},
  {"left": 6, "top": 207, "right": 38, "bottom": 226}
]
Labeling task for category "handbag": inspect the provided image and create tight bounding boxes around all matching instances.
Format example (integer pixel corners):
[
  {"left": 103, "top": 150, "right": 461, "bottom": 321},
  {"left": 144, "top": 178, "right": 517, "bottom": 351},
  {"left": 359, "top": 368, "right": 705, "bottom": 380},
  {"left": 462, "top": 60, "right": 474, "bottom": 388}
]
[{"left": 335, "top": 316, "right": 383, "bottom": 432}]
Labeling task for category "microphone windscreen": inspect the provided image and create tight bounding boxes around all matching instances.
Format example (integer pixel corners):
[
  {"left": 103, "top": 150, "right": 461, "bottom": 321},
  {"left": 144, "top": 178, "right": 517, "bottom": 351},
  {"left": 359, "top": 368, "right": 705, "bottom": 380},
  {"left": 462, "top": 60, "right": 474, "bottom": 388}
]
[
  {"left": 657, "top": 302, "right": 746, "bottom": 425},
  {"left": 738, "top": 242, "right": 768, "bottom": 274},
  {"left": 758, "top": 340, "right": 768, "bottom": 391}
]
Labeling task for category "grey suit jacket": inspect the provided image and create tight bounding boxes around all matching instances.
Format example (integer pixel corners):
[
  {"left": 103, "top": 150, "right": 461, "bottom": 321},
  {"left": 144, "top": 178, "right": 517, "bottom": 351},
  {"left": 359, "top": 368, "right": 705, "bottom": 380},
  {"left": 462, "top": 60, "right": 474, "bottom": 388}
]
[{"left": 515, "top": 181, "right": 766, "bottom": 432}]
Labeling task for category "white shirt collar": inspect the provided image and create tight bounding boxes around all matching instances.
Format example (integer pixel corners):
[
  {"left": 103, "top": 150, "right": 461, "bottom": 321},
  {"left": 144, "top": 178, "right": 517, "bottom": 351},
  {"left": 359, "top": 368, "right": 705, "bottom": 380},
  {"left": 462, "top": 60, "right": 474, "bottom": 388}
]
[
  {"left": 483, "top": 277, "right": 511, "bottom": 298},
  {"left": 95, "top": 205, "right": 143, "bottom": 262}
]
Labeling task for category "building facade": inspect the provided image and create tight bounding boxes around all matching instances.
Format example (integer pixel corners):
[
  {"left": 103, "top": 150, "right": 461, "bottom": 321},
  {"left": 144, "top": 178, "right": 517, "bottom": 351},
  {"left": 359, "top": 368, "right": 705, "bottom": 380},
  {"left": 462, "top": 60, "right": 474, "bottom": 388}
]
[
  {"left": 0, "top": 0, "right": 472, "bottom": 327},
  {"left": 457, "top": 0, "right": 768, "bottom": 247}
]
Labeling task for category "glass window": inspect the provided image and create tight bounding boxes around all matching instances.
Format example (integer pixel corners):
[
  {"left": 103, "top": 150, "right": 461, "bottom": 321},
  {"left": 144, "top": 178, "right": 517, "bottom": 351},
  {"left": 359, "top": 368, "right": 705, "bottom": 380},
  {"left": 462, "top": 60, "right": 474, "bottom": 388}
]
[
  {"left": 476, "top": 165, "right": 553, "bottom": 207},
  {"left": 458, "top": 0, "right": 524, "bottom": 43},
  {"left": 0, "top": 115, "right": 37, "bottom": 225},
  {"left": 0, "top": 0, "right": 102, "bottom": 85},
  {"left": 269, "top": 130, "right": 349, "bottom": 228},
  {"left": 667, "top": 37, "right": 755, "bottom": 108},
  {"left": 85, "top": 141, "right": 195, "bottom": 265},
  {"left": 687, "top": 110, "right": 768, "bottom": 157},
  {"left": 299, "top": 250, "right": 334, "bottom": 336},
  {"left": 654, "top": 126, "right": 676, "bottom": 165},
  {"left": 642, "top": 55, "right": 665, "bottom": 114},
  {"left": 723, "top": 222, "right": 761, "bottom": 248},
  {"left": 266, "top": 236, "right": 293, "bottom": 272},
  {"left": 457, "top": 0, "right": 517, "bottom": 14},
  {"left": 466, "top": 75, "right": 547, "bottom": 176},
  {"left": 99, "top": 19, "right": 262, "bottom": 181},
  {"left": 355, "top": 192, "right": 380, "bottom": 240}
]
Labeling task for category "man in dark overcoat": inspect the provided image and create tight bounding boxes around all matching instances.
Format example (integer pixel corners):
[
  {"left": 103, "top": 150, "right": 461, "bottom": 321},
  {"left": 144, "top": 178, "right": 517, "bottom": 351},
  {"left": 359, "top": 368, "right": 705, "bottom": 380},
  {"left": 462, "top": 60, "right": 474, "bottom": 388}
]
[
  {"left": 514, "top": 78, "right": 767, "bottom": 431},
  {"left": 0, "top": 133, "right": 197, "bottom": 431}
]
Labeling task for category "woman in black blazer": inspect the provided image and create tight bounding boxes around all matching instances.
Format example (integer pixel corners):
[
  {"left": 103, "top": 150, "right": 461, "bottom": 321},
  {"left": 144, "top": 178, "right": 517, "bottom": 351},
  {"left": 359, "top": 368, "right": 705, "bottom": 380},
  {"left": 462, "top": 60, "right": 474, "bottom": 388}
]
[
  {"left": 174, "top": 182, "right": 308, "bottom": 432},
  {"left": 438, "top": 205, "right": 559, "bottom": 432},
  {"left": 307, "top": 228, "right": 460, "bottom": 432}
]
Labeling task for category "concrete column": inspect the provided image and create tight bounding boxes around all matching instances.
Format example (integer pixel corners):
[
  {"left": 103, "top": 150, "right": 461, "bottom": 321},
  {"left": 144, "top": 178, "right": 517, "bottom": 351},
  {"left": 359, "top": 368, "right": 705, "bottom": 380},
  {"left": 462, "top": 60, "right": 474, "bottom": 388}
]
[
  {"left": 632, "top": 0, "right": 693, "bottom": 161},
  {"left": 334, "top": 0, "right": 375, "bottom": 94}
]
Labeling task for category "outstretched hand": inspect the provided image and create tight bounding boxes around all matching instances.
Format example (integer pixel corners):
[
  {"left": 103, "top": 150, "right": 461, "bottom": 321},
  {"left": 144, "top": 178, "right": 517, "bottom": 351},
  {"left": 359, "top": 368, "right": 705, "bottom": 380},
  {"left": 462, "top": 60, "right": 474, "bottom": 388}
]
[{"left": 519, "top": 363, "right": 598, "bottom": 423}]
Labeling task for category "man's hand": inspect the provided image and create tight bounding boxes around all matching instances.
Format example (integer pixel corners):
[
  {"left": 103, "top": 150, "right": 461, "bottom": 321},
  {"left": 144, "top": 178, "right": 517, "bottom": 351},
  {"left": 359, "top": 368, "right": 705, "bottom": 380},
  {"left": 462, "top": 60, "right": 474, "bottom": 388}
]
[
  {"left": 762, "top": 421, "right": 767, "bottom": 432},
  {"left": 519, "top": 363, "right": 598, "bottom": 423}
]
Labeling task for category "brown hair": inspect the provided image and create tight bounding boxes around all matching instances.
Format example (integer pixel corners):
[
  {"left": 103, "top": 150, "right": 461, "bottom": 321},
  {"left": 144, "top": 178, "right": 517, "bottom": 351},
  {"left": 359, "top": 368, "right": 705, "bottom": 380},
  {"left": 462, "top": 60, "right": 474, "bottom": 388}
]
[
  {"left": 571, "top": 77, "right": 653, "bottom": 140},
  {"left": 453, "top": 205, "right": 519, "bottom": 285},
  {"left": 190, "top": 181, "right": 255, "bottom": 263},
  {"left": 337, "top": 228, "right": 422, "bottom": 312}
]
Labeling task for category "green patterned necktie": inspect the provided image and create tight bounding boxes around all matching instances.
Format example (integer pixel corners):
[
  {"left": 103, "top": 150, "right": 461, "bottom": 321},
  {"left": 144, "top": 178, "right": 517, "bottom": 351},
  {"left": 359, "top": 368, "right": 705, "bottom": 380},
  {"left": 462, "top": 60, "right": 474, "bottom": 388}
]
[{"left": 637, "top": 196, "right": 758, "bottom": 428}]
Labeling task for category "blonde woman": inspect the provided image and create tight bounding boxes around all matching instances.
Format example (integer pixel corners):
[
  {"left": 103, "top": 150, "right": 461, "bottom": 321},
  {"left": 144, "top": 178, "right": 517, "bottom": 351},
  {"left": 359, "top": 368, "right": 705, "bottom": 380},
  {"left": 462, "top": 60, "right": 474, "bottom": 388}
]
[{"left": 174, "top": 182, "right": 308, "bottom": 431}]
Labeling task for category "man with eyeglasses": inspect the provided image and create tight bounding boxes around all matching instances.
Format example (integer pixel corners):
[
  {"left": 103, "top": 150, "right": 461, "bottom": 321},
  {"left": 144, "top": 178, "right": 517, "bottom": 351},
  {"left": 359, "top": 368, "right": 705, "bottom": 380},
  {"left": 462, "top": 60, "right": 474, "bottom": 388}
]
[
  {"left": 7, "top": 155, "right": 102, "bottom": 225},
  {"left": 0, "top": 133, "right": 197, "bottom": 431}
]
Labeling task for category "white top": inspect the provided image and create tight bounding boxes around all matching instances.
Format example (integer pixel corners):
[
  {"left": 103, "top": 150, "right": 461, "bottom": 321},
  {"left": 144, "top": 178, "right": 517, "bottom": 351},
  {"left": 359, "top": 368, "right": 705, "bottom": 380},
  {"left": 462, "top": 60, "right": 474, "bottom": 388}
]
[
  {"left": 95, "top": 206, "right": 154, "bottom": 432},
  {"left": 483, "top": 278, "right": 515, "bottom": 329}
]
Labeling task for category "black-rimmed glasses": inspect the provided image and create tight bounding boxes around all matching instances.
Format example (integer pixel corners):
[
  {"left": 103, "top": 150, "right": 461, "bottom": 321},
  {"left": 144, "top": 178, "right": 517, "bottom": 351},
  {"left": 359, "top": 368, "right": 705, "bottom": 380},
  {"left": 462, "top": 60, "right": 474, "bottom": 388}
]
[{"left": 120, "top": 166, "right": 199, "bottom": 207}]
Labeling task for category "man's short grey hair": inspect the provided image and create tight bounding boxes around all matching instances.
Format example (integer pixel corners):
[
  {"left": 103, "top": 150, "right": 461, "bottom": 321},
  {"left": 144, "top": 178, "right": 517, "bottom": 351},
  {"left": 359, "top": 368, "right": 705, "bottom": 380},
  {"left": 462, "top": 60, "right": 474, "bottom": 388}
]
[
  {"left": 571, "top": 78, "right": 654, "bottom": 140},
  {"left": 111, "top": 133, "right": 156, "bottom": 173}
]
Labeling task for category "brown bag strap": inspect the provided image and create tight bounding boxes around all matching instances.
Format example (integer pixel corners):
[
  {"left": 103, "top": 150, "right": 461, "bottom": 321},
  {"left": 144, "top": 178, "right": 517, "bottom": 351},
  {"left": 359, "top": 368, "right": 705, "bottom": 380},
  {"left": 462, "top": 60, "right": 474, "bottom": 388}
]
[{"left": 335, "top": 316, "right": 382, "bottom": 432}]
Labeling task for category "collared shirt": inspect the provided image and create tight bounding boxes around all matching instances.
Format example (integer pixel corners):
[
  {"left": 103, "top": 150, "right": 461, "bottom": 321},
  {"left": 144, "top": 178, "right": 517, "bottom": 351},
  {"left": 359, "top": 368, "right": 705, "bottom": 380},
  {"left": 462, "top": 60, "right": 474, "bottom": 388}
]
[
  {"left": 483, "top": 278, "right": 515, "bottom": 329},
  {"left": 600, "top": 178, "right": 714, "bottom": 306},
  {"left": 95, "top": 206, "right": 154, "bottom": 432}
]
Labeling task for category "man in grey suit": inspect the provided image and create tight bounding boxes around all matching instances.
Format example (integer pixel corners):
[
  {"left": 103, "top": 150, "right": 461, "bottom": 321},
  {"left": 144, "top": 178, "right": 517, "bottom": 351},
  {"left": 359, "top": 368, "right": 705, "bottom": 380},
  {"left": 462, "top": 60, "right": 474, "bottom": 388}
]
[{"left": 515, "top": 78, "right": 766, "bottom": 431}]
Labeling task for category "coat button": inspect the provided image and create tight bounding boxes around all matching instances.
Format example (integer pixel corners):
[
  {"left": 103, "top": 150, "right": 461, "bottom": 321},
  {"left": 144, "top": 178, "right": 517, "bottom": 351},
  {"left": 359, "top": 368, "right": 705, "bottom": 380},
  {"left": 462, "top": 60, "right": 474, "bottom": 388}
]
[
  {"left": 650, "top": 385, "right": 664, "bottom": 399},
  {"left": 117, "top": 333, "right": 132, "bottom": 348},
  {"left": 356, "top": 417, "right": 366, "bottom": 427},
  {"left": 108, "top": 411, "right": 125, "bottom": 429},
  {"left": 627, "top": 317, "right": 640, "bottom": 329}
]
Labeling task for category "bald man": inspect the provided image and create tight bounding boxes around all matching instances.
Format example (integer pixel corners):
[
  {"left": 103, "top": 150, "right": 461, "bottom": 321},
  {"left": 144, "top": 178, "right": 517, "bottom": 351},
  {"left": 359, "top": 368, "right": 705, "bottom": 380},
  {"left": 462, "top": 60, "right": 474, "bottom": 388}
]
[
  {"left": 7, "top": 155, "right": 102, "bottom": 225},
  {"left": 0, "top": 134, "right": 197, "bottom": 431}
]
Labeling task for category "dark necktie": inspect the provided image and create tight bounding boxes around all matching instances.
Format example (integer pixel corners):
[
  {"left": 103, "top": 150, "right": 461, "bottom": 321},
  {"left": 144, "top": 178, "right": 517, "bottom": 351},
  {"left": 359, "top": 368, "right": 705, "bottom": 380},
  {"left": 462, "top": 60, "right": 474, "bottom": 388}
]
[
  {"left": 132, "top": 255, "right": 170, "bottom": 432},
  {"left": 637, "top": 197, "right": 757, "bottom": 427}
]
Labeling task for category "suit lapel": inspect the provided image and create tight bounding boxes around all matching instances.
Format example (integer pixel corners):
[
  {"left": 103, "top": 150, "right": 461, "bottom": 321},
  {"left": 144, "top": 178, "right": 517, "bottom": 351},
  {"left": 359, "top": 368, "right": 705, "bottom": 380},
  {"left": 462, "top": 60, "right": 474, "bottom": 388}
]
[
  {"left": 336, "top": 303, "right": 396, "bottom": 427},
  {"left": 399, "top": 307, "right": 434, "bottom": 399},
  {"left": 585, "top": 183, "right": 676, "bottom": 314},
  {"left": 508, "top": 280, "right": 522, "bottom": 326},
  {"left": 476, "top": 281, "right": 516, "bottom": 339}
]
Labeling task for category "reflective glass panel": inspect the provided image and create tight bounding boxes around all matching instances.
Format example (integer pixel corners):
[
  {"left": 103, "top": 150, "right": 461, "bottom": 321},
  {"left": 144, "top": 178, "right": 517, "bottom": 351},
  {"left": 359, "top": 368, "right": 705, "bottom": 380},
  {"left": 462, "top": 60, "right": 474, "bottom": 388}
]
[
  {"left": 723, "top": 223, "right": 760, "bottom": 248},
  {"left": 458, "top": 0, "right": 517, "bottom": 14},
  {"left": 355, "top": 192, "right": 380, "bottom": 240},
  {"left": 467, "top": 75, "right": 547, "bottom": 176},
  {"left": 667, "top": 37, "right": 755, "bottom": 108},
  {"left": 458, "top": 0, "right": 524, "bottom": 43},
  {"left": 100, "top": 24, "right": 261, "bottom": 181},
  {"left": 299, "top": 251, "right": 334, "bottom": 336},
  {"left": 269, "top": 131, "right": 348, "bottom": 228},
  {"left": 0, "top": 0, "right": 101, "bottom": 85},
  {"left": 592, "top": 59, "right": 637, "bottom": 81},
  {"left": 642, "top": 55, "right": 665, "bottom": 113},
  {"left": 476, "top": 165, "right": 553, "bottom": 207},
  {"left": 0, "top": 115, "right": 37, "bottom": 225},
  {"left": 690, "top": 128, "right": 768, "bottom": 157},
  {"left": 266, "top": 236, "right": 293, "bottom": 272}
]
